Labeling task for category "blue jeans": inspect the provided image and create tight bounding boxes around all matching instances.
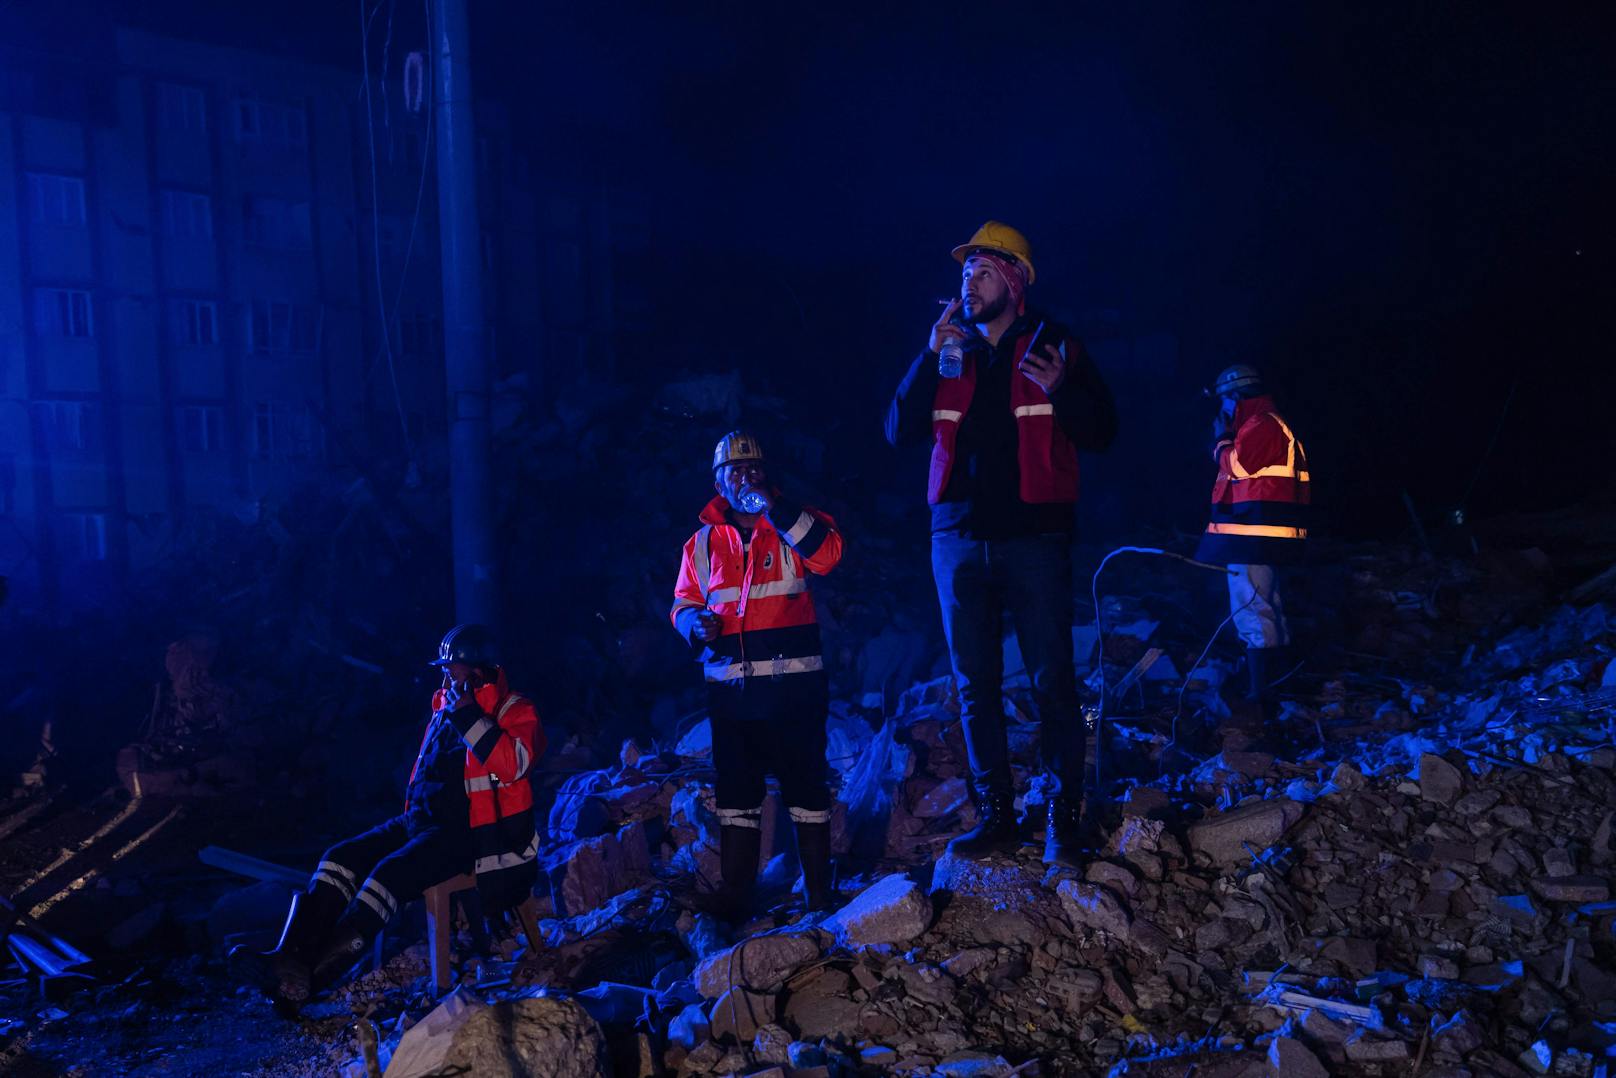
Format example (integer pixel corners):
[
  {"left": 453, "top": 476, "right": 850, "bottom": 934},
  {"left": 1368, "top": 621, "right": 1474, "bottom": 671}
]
[{"left": 931, "top": 533, "right": 1083, "bottom": 799}]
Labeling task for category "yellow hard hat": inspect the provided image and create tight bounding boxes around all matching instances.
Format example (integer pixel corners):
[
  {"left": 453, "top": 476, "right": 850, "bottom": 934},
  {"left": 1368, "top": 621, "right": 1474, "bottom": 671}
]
[
  {"left": 712, "top": 430, "right": 765, "bottom": 473},
  {"left": 952, "top": 220, "right": 1036, "bottom": 285}
]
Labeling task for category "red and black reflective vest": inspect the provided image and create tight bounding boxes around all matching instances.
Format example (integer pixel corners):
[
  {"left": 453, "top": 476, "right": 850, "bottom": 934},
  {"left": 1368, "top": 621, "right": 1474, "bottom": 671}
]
[
  {"left": 1194, "top": 395, "right": 1311, "bottom": 566},
  {"left": 670, "top": 494, "right": 843, "bottom": 721},
  {"left": 409, "top": 668, "right": 545, "bottom": 912},
  {"left": 928, "top": 329, "right": 1081, "bottom": 505}
]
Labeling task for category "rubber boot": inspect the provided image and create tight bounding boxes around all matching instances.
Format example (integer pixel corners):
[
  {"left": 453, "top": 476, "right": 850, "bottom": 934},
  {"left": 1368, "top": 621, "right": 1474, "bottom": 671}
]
[
  {"left": 691, "top": 825, "right": 762, "bottom": 923},
  {"left": 235, "top": 883, "right": 346, "bottom": 1010},
  {"left": 1246, "top": 646, "right": 1292, "bottom": 755},
  {"left": 794, "top": 821, "right": 835, "bottom": 912},
  {"left": 310, "top": 906, "right": 385, "bottom": 992},
  {"left": 947, "top": 786, "right": 1021, "bottom": 860}
]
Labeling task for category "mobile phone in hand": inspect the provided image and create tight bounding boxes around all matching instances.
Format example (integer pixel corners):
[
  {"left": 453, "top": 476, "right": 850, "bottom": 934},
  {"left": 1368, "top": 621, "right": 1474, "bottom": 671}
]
[{"left": 1018, "top": 321, "right": 1049, "bottom": 368}]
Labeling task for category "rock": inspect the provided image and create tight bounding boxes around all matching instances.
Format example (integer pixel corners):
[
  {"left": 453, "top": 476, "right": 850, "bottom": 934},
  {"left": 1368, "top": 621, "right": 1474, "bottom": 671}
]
[
  {"left": 1528, "top": 875, "right": 1609, "bottom": 903},
  {"left": 1432, "top": 1009, "right": 1484, "bottom": 1056},
  {"left": 787, "top": 1042, "right": 827, "bottom": 1068},
  {"left": 1418, "top": 954, "right": 1461, "bottom": 980},
  {"left": 860, "top": 1046, "right": 898, "bottom": 1066},
  {"left": 1454, "top": 789, "right": 1501, "bottom": 816},
  {"left": 941, "top": 948, "right": 995, "bottom": 979},
  {"left": 1268, "top": 1036, "right": 1328, "bottom": 1078},
  {"left": 1298, "top": 1008, "right": 1352, "bottom": 1045},
  {"left": 1044, "top": 969, "right": 1104, "bottom": 1011},
  {"left": 694, "top": 932, "right": 820, "bottom": 998},
  {"left": 1344, "top": 1035, "right": 1411, "bottom": 1063},
  {"left": 1329, "top": 761, "right": 1367, "bottom": 791},
  {"left": 784, "top": 992, "right": 861, "bottom": 1039},
  {"left": 935, "top": 1051, "right": 1014, "bottom": 1076},
  {"left": 678, "top": 1041, "right": 721, "bottom": 1074},
  {"left": 1085, "top": 861, "right": 1140, "bottom": 897},
  {"left": 433, "top": 996, "right": 606, "bottom": 1078},
  {"left": 826, "top": 874, "right": 933, "bottom": 947},
  {"left": 544, "top": 821, "right": 652, "bottom": 917},
  {"left": 1418, "top": 754, "right": 1464, "bottom": 805},
  {"left": 1186, "top": 799, "right": 1304, "bottom": 866},
  {"left": 1056, "top": 880, "right": 1132, "bottom": 937},
  {"left": 708, "top": 987, "right": 777, "bottom": 1044},
  {"left": 1123, "top": 786, "right": 1172, "bottom": 817},
  {"left": 751, "top": 1024, "right": 792, "bottom": 1065},
  {"left": 1542, "top": 847, "right": 1575, "bottom": 877},
  {"left": 384, "top": 990, "right": 487, "bottom": 1078}
]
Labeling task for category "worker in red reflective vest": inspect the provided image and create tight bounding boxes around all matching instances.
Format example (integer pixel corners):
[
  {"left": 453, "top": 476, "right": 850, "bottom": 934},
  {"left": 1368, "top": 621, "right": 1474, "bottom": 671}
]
[
  {"left": 241, "top": 624, "right": 543, "bottom": 1012},
  {"left": 671, "top": 431, "right": 844, "bottom": 919},
  {"left": 1195, "top": 365, "right": 1311, "bottom": 729},
  {"left": 886, "top": 222, "right": 1117, "bottom": 867}
]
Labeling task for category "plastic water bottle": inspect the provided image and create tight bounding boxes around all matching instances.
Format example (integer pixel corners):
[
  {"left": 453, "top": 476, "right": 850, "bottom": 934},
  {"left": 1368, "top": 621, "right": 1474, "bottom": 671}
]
[
  {"left": 938, "top": 336, "right": 965, "bottom": 379},
  {"left": 738, "top": 487, "right": 769, "bottom": 513}
]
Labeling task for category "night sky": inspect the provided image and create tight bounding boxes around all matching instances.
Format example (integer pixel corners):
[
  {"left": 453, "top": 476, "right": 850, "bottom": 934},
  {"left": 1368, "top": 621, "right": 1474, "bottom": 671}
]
[{"left": 21, "top": 1, "right": 1616, "bottom": 536}]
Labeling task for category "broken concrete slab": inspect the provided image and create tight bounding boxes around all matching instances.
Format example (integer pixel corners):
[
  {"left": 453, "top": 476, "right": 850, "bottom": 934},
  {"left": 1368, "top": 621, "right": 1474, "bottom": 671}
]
[
  {"left": 1186, "top": 799, "right": 1305, "bottom": 866},
  {"left": 1267, "top": 1035, "right": 1328, "bottom": 1078},
  {"left": 826, "top": 873, "right": 933, "bottom": 948},
  {"left": 694, "top": 931, "right": 821, "bottom": 998},
  {"left": 1055, "top": 880, "right": 1132, "bottom": 937}
]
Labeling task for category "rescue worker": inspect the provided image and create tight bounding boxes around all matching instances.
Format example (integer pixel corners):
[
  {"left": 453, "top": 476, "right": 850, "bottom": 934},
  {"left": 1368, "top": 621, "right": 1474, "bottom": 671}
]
[
  {"left": 247, "top": 624, "right": 543, "bottom": 1010},
  {"left": 1195, "top": 365, "right": 1310, "bottom": 731},
  {"left": 670, "top": 432, "right": 844, "bottom": 918},
  {"left": 885, "top": 221, "right": 1117, "bottom": 867}
]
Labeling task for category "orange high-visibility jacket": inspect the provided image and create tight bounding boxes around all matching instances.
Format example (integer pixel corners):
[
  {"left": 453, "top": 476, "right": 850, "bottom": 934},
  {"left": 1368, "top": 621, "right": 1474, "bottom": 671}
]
[
  {"left": 410, "top": 667, "right": 544, "bottom": 911},
  {"left": 670, "top": 494, "right": 843, "bottom": 719},
  {"left": 1195, "top": 394, "right": 1311, "bottom": 566}
]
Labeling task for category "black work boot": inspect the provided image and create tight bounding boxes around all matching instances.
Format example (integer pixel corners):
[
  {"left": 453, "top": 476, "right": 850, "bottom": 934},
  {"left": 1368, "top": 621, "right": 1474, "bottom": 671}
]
[
  {"left": 947, "top": 786, "right": 1021, "bottom": 860},
  {"left": 793, "top": 821, "right": 835, "bottom": 912},
  {"left": 310, "top": 907, "right": 385, "bottom": 992},
  {"left": 235, "top": 883, "right": 346, "bottom": 1010},
  {"left": 1042, "top": 796, "right": 1089, "bottom": 869},
  {"left": 691, "top": 824, "right": 762, "bottom": 923}
]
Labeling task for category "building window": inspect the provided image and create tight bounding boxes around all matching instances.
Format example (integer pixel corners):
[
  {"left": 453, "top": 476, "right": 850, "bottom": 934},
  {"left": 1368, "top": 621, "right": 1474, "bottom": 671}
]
[
  {"left": 399, "top": 312, "right": 441, "bottom": 355},
  {"left": 171, "top": 299, "right": 219, "bottom": 346},
  {"left": 33, "top": 289, "right": 94, "bottom": 338},
  {"left": 178, "top": 405, "right": 226, "bottom": 452},
  {"left": 157, "top": 82, "right": 208, "bottom": 134},
  {"left": 161, "top": 190, "right": 213, "bottom": 239},
  {"left": 251, "top": 401, "right": 314, "bottom": 459},
  {"left": 26, "top": 173, "right": 87, "bottom": 227},
  {"left": 248, "top": 300, "right": 317, "bottom": 353},
  {"left": 34, "top": 400, "right": 100, "bottom": 451},
  {"left": 66, "top": 513, "right": 108, "bottom": 561},
  {"left": 243, "top": 196, "right": 312, "bottom": 251},
  {"left": 235, "top": 98, "right": 307, "bottom": 149}
]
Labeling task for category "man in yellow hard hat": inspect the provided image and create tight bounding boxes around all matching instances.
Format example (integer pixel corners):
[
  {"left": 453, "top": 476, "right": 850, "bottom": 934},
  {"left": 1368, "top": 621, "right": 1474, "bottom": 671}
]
[{"left": 885, "top": 221, "right": 1117, "bottom": 868}]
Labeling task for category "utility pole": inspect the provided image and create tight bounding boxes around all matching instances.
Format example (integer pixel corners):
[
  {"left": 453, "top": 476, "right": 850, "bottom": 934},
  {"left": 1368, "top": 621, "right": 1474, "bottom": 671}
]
[{"left": 432, "top": 0, "right": 497, "bottom": 625}]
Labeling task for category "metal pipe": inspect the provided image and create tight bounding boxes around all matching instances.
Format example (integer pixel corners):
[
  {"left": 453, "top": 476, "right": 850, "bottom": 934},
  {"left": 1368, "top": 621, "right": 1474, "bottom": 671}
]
[{"left": 431, "top": 0, "right": 498, "bottom": 625}]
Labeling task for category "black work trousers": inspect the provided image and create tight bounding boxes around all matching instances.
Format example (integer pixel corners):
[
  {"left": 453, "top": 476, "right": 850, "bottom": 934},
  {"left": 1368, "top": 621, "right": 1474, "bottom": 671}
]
[
  {"left": 310, "top": 814, "right": 471, "bottom": 928},
  {"left": 710, "top": 692, "right": 831, "bottom": 817}
]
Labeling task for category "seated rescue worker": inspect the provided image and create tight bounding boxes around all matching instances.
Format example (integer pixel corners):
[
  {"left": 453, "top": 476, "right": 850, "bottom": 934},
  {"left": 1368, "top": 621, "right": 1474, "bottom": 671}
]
[
  {"left": 244, "top": 624, "right": 543, "bottom": 1010},
  {"left": 670, "top": 431, "right": 844, "bottom": 919}
]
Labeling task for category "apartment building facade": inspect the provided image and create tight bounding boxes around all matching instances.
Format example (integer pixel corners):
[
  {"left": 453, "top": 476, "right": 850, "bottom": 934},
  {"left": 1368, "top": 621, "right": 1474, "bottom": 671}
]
[{"left": 0, "top": 26, "right": 621, "bottom": 614}]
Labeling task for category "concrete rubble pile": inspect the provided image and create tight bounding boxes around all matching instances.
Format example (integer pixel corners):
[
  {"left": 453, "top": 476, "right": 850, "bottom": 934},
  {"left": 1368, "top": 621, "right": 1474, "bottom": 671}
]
[{"left": 322, "top": 575, "right": 1616, "bottom": 1076}]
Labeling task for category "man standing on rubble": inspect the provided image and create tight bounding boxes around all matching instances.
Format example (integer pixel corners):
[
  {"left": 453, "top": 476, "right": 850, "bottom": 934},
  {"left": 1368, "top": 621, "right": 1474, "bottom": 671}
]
[
  {"left": 671, "top": 432, "right": 844, "bottom": 918},
  {"left": 1196, "top": 365, "right": 1310, "bottom": 736},
  {"left": 885, "top": 221, "right": 1117, "bottom": 867},
  {"left": 243, "top": 624, "right": 543, "bottom": 1011}
]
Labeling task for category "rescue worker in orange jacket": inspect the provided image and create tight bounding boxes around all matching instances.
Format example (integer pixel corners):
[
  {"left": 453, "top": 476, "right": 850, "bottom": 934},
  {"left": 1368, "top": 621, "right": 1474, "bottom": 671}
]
[
  {"left": 248, "top": 624, "right": 543, "bottom": 1011},
  {"left": 671, "top": 432, "right": 844, "bottom": 918},
  {"left": 1196, "top": 365, "right": 1310, "bottom": 728}
]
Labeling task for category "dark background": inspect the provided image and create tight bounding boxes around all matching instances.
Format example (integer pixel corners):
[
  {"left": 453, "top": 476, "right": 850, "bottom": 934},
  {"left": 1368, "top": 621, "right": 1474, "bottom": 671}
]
[
  {"left": 3, "top": 1, "right": 1614, "bottom": 790},
  {"left": 53, "top": 0, "right": 1616, "bottom": 533}
]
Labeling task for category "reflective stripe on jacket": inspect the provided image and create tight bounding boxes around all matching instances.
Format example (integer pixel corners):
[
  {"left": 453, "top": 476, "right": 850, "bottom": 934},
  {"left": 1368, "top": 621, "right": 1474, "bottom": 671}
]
[
  {"left": 928, "top": 328, "right": 1081, "bottom": 505},
  {"left": 410, "top": 667, "right": 544, "bottom": 911},
  {"left": 670, "top": 494, "right": 841, "bottom": 705},
  {"left": 1195, "top": 395, "right": 1311, "bottom": 566}
]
